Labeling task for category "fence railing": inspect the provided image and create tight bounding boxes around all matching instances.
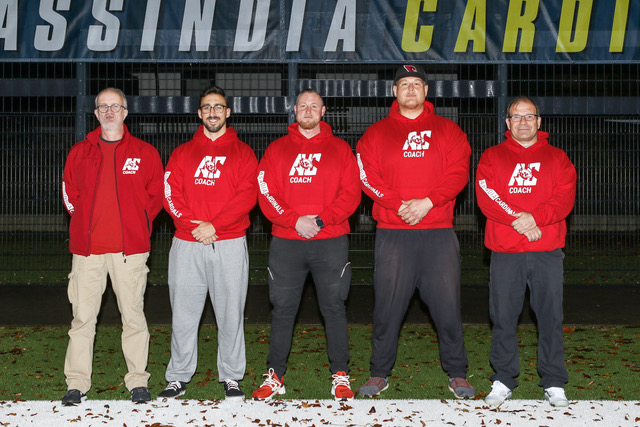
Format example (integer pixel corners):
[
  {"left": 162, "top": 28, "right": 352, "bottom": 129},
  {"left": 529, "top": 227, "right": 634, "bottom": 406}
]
[{"left": 1, "top": 62, "right": 638, "bottom": 285}]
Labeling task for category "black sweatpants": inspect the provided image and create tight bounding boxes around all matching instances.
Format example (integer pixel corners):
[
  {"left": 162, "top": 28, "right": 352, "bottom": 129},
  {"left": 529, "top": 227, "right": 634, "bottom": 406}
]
[
  {"left": 370, "top": 228, "right": 469, "bottom": 379},
  {"left": 266, "top": 236, "right": 351, "bottom": 378},
  {"left": 489, "top": 250, "right": 569, "bottom": 390}
]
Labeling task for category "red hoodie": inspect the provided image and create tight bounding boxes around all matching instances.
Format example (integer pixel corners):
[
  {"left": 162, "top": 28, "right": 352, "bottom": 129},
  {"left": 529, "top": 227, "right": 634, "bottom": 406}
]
[
  {"left": 257, "top": 121, "right": 361, "bottom": 240},
  {"left": 475, "top": 130, "right": 577, "bottom": 253},
  {"left": 62, "top": 125, "right": 164, "bottom": 256},
  {"left": 164, "top": 125, "right": 258, "bottom": 241},
  {"left": 356, "top": 100, "right": 471, "bottom": 229}
]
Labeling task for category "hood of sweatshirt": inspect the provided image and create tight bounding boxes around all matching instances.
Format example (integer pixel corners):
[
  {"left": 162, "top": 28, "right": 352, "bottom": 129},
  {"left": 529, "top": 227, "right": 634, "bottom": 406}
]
[
  {"left": 388, "top": 100, "right": 435, "bottom": 123},
  {"left": 191, "top": 125, "right": 239, "bottom": 145},
  {"left": 286, "top": 120, "right": 335, "bottom": 143},
  {"left": 502, "top": 130, "right": 550, "bottom": 152}
]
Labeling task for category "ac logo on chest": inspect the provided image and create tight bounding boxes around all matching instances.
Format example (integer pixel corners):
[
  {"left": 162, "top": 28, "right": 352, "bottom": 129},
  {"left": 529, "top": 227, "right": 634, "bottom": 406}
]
[
  {"left": 194, "top": 156, "right": 226, "bottom": 186},
  {"left": 508, "top": 162, "right": 540, "bottom": 193},
  {"left": 403, "top": 131, "right": 431, "bottom": 157},
  {"left": 289, "top": 153, "right": 321, "bottom": 183}
]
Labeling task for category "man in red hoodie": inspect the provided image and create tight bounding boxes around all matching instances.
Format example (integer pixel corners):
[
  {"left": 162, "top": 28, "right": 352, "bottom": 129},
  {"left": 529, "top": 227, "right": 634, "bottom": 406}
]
[
  {"left": 476, "top": 97, "right": 576, "bottom": 407},
  {"left": 252, "top": 89, "right": 360, "bottom": 401},
  {"left": 159, "top": 86, "right": 258, "bottom": 401},
  {"left": 357, "top": 65, "right": 475, "bottom": 399},
  {"left": 61, "top": 88, "right": 164, "bottom": 405}
]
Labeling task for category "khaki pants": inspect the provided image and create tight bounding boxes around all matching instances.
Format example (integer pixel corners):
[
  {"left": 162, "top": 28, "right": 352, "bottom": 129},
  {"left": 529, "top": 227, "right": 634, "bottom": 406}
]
[{"left": 64, "top": 253, "right": 151, "bottom": 393}]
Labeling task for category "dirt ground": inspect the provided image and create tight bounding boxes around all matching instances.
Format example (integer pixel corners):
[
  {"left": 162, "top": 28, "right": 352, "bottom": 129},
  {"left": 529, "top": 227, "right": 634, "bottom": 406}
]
[{"left": 1, "top": 283, "right": 638, "bottom": 327}]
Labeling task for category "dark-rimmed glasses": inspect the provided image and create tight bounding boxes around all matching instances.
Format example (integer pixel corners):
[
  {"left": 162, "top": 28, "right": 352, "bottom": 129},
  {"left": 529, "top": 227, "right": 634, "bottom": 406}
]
[
  {"left": 200, "top": 104, "right": 227, "bottom": 114},
  {"left": 96, "top": 104, "right": 126, "bottom": 113}
]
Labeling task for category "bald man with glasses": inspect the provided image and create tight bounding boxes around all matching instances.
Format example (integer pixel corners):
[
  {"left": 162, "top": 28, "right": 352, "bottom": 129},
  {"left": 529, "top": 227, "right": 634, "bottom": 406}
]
[{"left": 476, "top": 96, "right": 577, "bottom": 407}]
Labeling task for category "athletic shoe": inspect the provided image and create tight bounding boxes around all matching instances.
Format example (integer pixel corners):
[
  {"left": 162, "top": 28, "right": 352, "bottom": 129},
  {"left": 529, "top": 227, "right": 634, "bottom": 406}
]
[
  {"left": 61, "top": 389, "right": 86, "bottom": 406},
  {"left": 252, "top": 368, "right": 285, "bottom": 401},
  {"left": 223, "top": 379, "right": 245, "bottom": 400},
  {"left": 331, "top": 371, "right": 354, "bottom": 401},
  {"left": 485, "top": 380, "right": 512, "bottom": 406},
  {"left": 358, "top": 377, "right": 388, "bottom": 397},
  {"left": 130, "top": 386, "right": 151, "bottom": 403},
  {"left": 157, "top": 381, "right": 186, "bottom": 399},
  {"left": 545, "top": 387, "right": 569, "bottom": 407},
  {"left": 448, "top": 377, "right": 476, "bottom": 399}
]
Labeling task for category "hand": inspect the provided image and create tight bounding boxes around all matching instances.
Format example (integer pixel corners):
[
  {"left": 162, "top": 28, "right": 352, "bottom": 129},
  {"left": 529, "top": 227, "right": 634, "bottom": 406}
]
[
  {"left": 295, "top": 215, "right": 321, "bottom": 239},
  {"left": 511, "top": 212, "right": 537, "bottom": 234},
  {"left": 398, "top": 197, "right": 433, "bottom": 226},
  {"left": 201, "top": 235, "right": 218, "bottom": 246},
  {"left": 191, "top": 220, "right": 217, "bottom": 243},
  {"left": 524, "top": 226, "right": 542, "bottom": 242}
]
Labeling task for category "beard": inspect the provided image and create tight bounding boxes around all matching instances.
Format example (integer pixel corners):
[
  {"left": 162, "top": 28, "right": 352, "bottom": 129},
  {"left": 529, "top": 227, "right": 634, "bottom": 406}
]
[
  {"left": 203, "top": 117, "right": 225, "bottom": 133},
  {"left": 298, "top": 117, "right": 320, "bottom": 130}
]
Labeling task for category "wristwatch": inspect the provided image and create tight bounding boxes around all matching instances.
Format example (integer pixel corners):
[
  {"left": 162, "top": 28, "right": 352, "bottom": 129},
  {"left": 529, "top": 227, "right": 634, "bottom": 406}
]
[{"left": 315, "top": 217, "right": 324, "bottom": 229}]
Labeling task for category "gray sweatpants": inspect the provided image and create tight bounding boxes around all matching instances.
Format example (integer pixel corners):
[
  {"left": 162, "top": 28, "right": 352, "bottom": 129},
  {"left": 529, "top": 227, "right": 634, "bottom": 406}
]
[{"left": 165, "top": 236, "right": 248, "bottom": 383}]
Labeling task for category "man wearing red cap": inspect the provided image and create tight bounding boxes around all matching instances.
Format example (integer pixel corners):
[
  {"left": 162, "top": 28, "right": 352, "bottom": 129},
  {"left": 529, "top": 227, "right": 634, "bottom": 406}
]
[{"left": 357, "top": 65, "right": 475, "bottom": 399}]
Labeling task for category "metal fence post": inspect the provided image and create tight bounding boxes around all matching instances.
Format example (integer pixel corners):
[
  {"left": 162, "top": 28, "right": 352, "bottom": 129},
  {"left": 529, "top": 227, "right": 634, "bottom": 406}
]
[
  {"left": 76, "top": 63, "right": 88, "bottom": 143},
  {"left": 497, "top": 63, "right": 508, "bottom": 142}
]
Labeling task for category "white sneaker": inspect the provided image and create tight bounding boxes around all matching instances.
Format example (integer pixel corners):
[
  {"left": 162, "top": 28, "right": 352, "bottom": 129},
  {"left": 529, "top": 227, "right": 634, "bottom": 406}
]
[
  {"left": 545, "top": 387, "right": 569, "bottom": 407},
  {"left": 485, "top": 380, "right": 512, "bottom": 406}
]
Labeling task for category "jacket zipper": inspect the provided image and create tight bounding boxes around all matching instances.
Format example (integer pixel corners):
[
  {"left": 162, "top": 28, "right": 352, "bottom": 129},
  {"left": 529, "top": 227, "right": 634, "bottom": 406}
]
[
  {"left": 114, "top": 143, "right": 126, "bottom": 263},
  {"left": 87, "top": 142, "right": 103, "bottom": 256}
]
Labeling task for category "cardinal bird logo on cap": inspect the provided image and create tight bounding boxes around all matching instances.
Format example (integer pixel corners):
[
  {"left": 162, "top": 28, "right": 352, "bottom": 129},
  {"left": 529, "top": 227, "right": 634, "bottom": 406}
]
[{"left": 403, "top": 65, "right": 418, "bottom": 73}]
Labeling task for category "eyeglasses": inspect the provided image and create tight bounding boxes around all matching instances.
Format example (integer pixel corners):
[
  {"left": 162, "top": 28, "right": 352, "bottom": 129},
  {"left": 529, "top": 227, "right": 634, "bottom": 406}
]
[
  {"left": 509, "top": 114, "right": 538, "bottom": 122},
  {"left": 200, "top": 104, "right": 227, "bottom": 114},
  {"left": 96, "top": 104, "right": 126, "bottom": 113}
]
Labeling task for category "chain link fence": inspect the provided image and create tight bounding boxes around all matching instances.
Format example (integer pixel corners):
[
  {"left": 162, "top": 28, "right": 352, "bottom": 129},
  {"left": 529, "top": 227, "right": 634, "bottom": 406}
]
[{"left": 1, "top": 62, "right": 638, "bottom": 285}]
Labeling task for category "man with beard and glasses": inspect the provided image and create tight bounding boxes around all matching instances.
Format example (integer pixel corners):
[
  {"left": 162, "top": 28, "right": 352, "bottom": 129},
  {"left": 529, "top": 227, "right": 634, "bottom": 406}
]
[
  {"left": 61, "top": 88, "right": 164, "bottom": 405},
  {"left": 252, "top": 89, "right": 360, "bottom": 401},
  {"left": 159, "top": 86, "right": 258, "bottom": 400}
]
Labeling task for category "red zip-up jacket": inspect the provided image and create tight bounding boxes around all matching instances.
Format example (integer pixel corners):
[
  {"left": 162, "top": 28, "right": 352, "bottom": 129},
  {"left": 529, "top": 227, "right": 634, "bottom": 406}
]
[
  {"left": 356, "top": 100, "right": 471, "bottom": 229},
  {"left": 164, "top": 126, "right": 258, "bottom": 241},
  {"left": 475, "top": 131, "right": 577, "bottom": 253},
  {"left": 62, "top": 125, "right": 164, "bottom": 256},
  {"left": 257, "top": 121, "right": 360, "bottom": 240}
]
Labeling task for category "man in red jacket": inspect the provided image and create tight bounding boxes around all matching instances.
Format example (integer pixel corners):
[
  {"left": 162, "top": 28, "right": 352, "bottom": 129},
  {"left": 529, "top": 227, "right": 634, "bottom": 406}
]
[
  {"left": 159, "top": 86, "right": 258, "bottom": 401},
  {"left": 357, "top": 65, "right": 475, "bottom": 399},
  {"left": 252, "top": 89, "right": 360, "bottom": 401},
  {"left": 476, "top": 97, "right": 577, "bottom": 407},
  {"left": 61, "top": 88, "right": 164, "bottom": 405}
]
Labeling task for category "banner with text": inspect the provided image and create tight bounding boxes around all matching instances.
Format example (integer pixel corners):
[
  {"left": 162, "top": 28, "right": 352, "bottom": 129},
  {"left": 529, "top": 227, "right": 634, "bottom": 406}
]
[{"left": 0, "top": 0, "right": 638, "bottom": 62}]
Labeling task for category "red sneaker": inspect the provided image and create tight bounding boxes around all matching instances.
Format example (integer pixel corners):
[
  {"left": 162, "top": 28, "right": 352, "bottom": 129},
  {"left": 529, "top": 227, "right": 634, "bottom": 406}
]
[
  {"left": 331, "top": 371, "right": 354, "bottom": 401},
  {"left": 252, "top": 368, "right": 285, "bottom": 401}
]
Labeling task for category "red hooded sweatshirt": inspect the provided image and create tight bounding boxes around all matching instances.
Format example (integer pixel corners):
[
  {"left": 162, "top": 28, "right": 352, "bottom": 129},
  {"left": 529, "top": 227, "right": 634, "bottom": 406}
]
[
  {"left": 356, "top": 100, "right": 471, "bottom": 229},
  {"left": 257, "top": 121, "right": 360, "bottom": 240},
  {"left": 62, "top": 125, "right": 164, "bottom": 256},
  {"left": 475, "top": 130, "right": 577, "bottom": 253},
  {"left": 163, "top": 126, "right": 258, "bottom": 241}
]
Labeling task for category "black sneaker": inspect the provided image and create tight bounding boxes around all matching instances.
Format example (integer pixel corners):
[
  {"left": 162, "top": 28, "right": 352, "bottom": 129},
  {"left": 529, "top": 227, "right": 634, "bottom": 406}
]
[
  {"left": 61, "top": 389, "right": 86, "bottom": 406},
  {"left": 130, "top": 386, "right": 151, "bottom": 403},
  {"left": 157, "top": 381, "right": 186, "bottom": 399},
  {"left": 223, "top": 379, "right": 244, "bottom": 400}
]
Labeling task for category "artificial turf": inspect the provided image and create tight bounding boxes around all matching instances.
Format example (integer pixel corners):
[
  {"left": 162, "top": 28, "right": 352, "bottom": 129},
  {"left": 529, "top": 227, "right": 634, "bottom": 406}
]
[{"left": 1, "top": 324, "right": 638, "bottom": 402}]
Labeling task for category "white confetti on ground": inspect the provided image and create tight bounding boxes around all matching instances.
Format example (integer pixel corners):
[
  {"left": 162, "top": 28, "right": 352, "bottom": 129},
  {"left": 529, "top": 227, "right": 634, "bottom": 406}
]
[{"left": 1, "top": 399, "right": 639, "bottom": 426}]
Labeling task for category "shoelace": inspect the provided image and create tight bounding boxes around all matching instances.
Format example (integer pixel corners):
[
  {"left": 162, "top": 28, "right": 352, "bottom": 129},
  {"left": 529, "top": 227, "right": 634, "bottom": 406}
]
[
  {"left": 332, "top": 373, "right": 350, "bottom": 388},
  {"left": 261, "top": 369, "right": 282, "bottom": 389},
  {"left": 165, "top": 381, "right": 183, "bottom": 391},
  {"left": 224, "top": 380, "right": 240, "bottom": 391}
]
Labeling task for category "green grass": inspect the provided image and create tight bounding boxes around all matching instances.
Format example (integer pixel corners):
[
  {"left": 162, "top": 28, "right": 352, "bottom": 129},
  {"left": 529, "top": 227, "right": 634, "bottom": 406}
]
[{"left": 1, "top": 324, "right": 639, "bottom": 401}]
